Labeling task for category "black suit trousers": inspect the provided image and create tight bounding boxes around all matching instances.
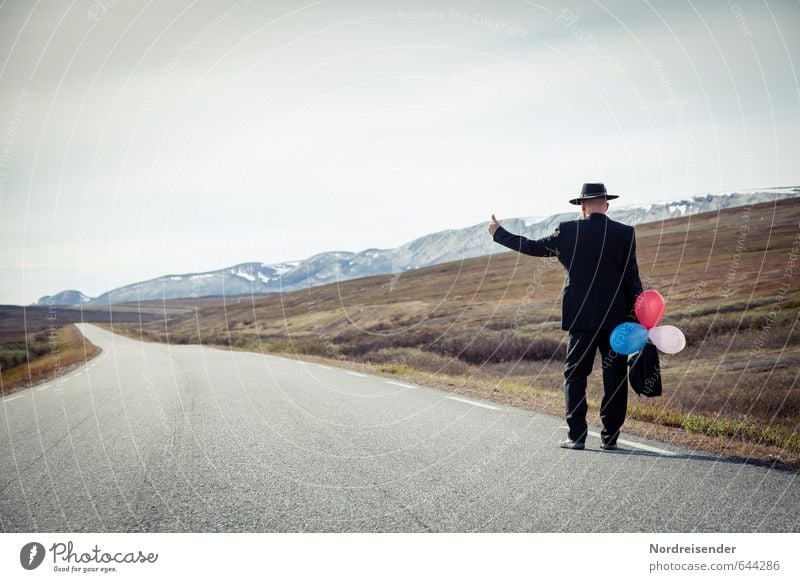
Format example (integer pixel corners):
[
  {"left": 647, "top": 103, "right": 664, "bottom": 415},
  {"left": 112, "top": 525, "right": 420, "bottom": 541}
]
[{"left": 564, "top": 329, "right": 628, "bottom": 445}]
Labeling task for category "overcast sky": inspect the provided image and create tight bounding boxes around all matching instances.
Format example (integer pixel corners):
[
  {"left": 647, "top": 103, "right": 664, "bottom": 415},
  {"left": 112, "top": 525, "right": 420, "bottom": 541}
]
[{"left": 0, "top": 0, "right": 798, "bottom": 305}]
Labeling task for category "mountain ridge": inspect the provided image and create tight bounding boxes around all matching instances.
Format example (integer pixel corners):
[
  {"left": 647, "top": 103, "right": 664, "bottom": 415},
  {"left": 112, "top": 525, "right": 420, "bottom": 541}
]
[{"left": 34, "top": 186, "right": 800, "bottom": 306}]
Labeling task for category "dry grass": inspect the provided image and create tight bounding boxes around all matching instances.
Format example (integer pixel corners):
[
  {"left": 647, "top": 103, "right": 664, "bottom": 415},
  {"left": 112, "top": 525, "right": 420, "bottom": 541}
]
[{"left": 0, "top": 324, "right": 101, "bottom": 396}]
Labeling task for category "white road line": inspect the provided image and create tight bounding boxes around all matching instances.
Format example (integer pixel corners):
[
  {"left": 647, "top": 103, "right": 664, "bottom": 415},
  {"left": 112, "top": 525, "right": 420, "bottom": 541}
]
[
  {"left": 345, "top": 371, "right": 368, "bottom": 378},
  {"left": 2, "top": 393, "right": 25, "bottom": 403},
  {"left": 385, "top": 381, "right": 419, "bottom": 389},
  {"left": 316, "top": 365, "right": 333, "bottom": 370},
  {"left": 608, "top": 436, "right": 679, "bottom": 456},
  {"left": 36, "top": 384, "right": 51, "bottom": 392},
  {"left": 447, "top": 396, "right": 500, "bottom": 410},
  {"left": 558, "top": 425, "right": 679, "bottom": 456}
]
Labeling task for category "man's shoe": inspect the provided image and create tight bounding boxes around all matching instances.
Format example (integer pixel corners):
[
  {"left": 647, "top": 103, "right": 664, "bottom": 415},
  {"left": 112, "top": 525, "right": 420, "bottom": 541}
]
[
  {"left": 559, "top": 438, "right": 585, "bottom": 450},
  {"left": 600, "top": 442, "right": 618, "bottom": 450}
]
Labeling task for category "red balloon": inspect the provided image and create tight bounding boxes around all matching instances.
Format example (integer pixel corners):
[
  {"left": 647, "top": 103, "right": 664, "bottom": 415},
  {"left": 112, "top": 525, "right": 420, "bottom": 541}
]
[{"left": 635, "top": 289, "right": 666, "bottom": 329}]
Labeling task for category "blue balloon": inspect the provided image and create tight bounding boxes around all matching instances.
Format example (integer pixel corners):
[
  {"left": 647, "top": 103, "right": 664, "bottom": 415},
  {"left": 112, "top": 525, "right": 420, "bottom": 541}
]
[{"left": 610, "top": 322, "right": 649, "bottom": 355}]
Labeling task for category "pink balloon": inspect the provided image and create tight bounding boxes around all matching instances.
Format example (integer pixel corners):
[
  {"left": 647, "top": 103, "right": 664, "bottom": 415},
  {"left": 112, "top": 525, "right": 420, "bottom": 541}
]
[
  {"left": 635, "top": 289, "right": 666, "bottom": 329},
  {"left": 648, "top": 325, "right": 686, "bottom": 354}
]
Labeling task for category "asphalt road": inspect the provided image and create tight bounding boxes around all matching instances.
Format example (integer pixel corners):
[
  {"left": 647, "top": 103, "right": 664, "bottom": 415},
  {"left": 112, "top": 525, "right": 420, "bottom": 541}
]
[{"left": 1, "top": 323, "right": 797, "bottom": 532}]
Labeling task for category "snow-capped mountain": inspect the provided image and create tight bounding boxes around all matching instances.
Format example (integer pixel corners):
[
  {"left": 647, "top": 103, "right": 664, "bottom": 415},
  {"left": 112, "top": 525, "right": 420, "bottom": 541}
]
[
  {"left": 85, "top": 261, "right": 305, "bottom": 305},
  {"left": 34, "top": 187, "right": 800, "bottom": 306},
  {"left": 35, "top": 289, "right": 92, "bottom": 306}
]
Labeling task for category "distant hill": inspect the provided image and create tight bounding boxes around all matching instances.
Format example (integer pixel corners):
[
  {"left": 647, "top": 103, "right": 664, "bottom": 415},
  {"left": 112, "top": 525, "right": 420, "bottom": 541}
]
[
  {"left": 34, "top": 289, "right": 92, "bottom": 307},
  {"left": 35, "top": 186, "right": 800, "bottom": 306}
]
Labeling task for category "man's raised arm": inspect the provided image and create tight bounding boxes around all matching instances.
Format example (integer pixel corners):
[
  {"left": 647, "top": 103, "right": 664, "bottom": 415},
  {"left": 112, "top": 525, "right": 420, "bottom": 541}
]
[{"left": 488, "top": 214, "right": 560, "bottom": 258}]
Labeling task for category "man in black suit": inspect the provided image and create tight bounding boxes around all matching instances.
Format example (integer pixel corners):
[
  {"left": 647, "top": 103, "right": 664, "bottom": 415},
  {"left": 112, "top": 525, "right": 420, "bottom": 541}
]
[{"left": 488, "top": 183, "right": 643, "bottom": 450}]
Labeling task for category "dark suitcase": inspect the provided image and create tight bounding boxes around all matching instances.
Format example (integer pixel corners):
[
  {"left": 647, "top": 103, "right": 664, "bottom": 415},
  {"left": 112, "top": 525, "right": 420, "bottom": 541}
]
[{"left": 628, "top": 341, "right": 662, "bottom": 397}]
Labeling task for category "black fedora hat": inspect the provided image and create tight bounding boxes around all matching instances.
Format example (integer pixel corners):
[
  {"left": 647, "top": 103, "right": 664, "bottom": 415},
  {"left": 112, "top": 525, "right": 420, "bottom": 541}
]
[{"left": 569, "top": 182, "right": 619, "bottom": 205}]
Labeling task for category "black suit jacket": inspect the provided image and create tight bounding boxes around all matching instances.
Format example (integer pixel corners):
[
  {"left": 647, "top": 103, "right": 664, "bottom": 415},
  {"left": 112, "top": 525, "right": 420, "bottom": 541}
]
[{"left": 493, "top": 213, "right": 643, "bottom": 331}]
